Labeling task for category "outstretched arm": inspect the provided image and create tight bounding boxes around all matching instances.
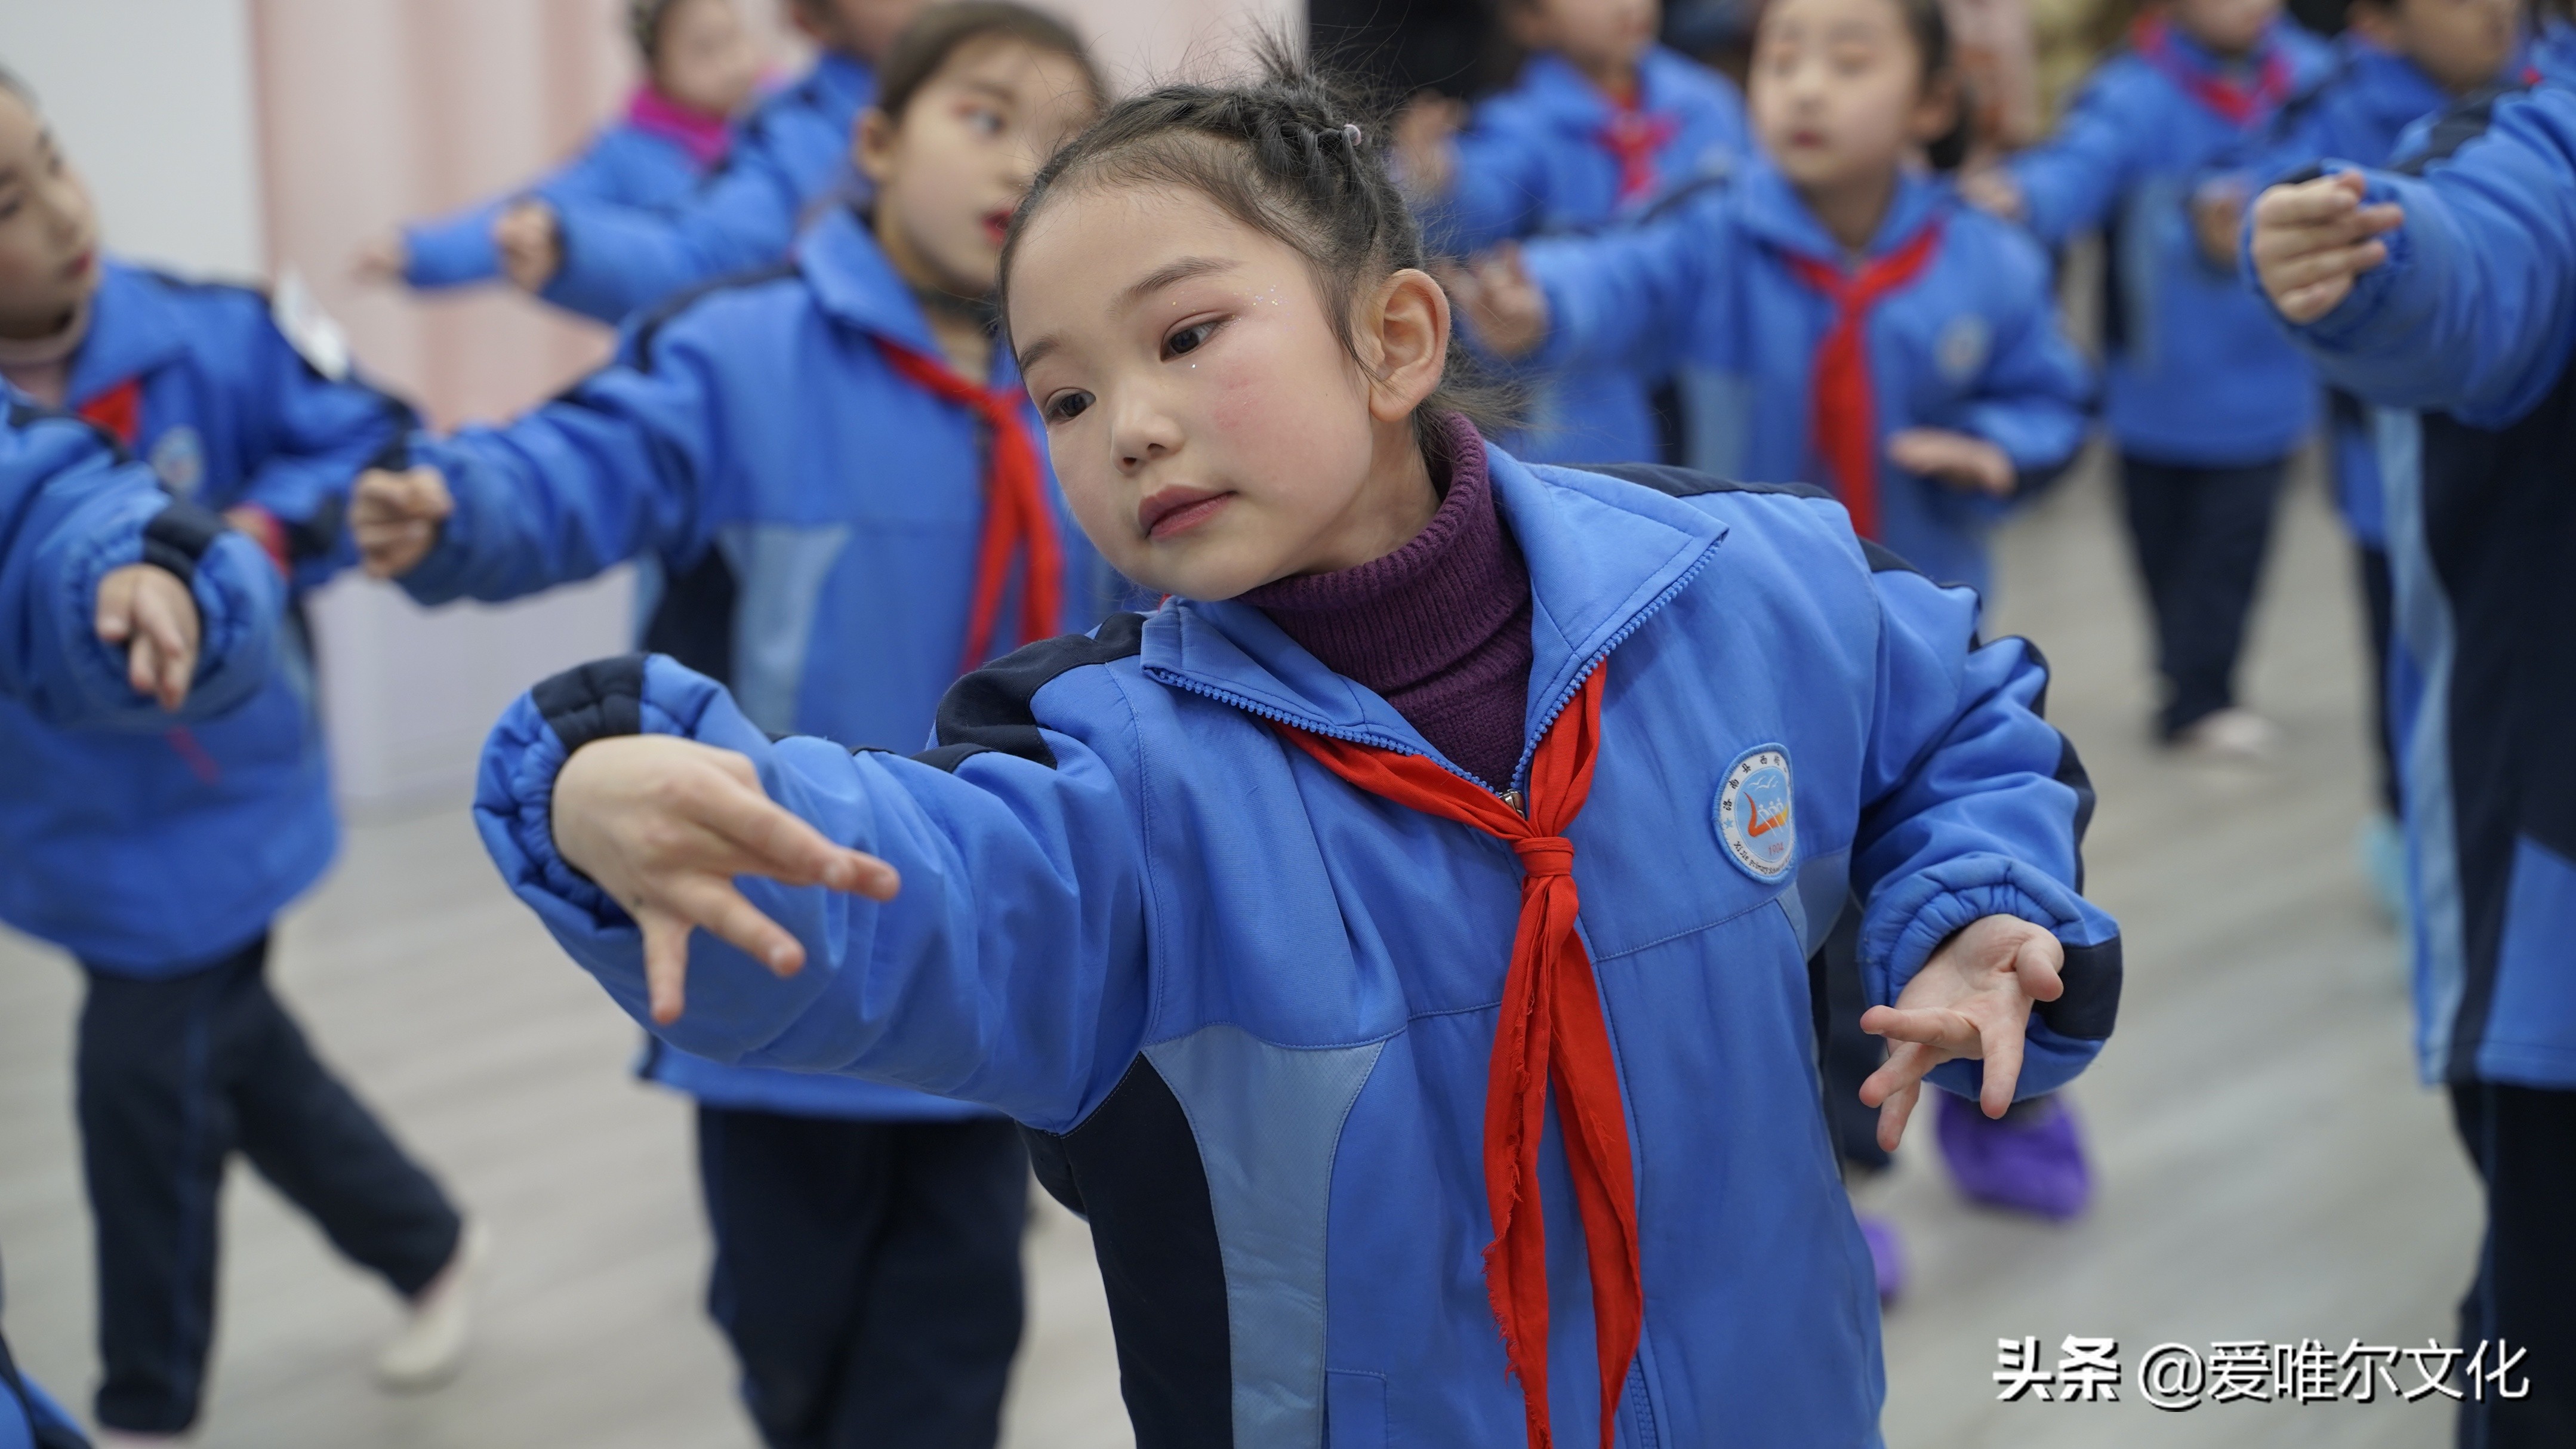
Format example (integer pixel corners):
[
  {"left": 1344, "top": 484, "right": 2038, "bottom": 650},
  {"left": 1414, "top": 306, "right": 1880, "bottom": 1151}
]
[
  {"left": 2252, "top": 88, "right": 2576, "bottom": 426},
  {"left": 477, "top": 649, "right": 1155, "bottom": 1131},
  {"left": 1844, "top": 553, "right": 2122, "bottom": 1140}
]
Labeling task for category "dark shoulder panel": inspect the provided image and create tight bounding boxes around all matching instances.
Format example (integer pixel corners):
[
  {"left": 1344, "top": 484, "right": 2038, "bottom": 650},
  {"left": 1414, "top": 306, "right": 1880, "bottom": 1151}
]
[{"left": 913, "top": 613, "right": 1150, "bottom": 773}]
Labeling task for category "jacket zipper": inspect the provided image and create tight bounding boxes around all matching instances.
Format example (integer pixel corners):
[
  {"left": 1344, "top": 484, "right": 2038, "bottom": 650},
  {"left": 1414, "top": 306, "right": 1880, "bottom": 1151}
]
[{"left": 1501, "top": 539, "right": 1724, "bottom": 796}]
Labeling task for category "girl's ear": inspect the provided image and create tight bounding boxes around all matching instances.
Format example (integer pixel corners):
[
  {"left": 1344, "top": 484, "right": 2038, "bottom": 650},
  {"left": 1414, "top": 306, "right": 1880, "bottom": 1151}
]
[
  {"left": 1361, "top": 267, "right": 1453, "bottom": 425},
  {"left": 854, "top": 106, "right": 899, "bottom": 186}
]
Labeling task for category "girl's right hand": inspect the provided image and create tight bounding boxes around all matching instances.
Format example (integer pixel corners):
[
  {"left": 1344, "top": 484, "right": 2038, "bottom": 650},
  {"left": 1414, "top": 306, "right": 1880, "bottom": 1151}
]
[
  {"left": 1441, "top": 243, "right": 1551, "bottom": 359},
  {"left": 350, "top": 465, "right": 455, "bottom": 579},
  {"left": 2250, "top": 170, "right": 2405, "bottom": 325},
  {"left": 1959, "top": 167, "right": 2026, "bottom": 223},
  {"left": 551, "top": 735, "right": 900, "bottom": 1025}
]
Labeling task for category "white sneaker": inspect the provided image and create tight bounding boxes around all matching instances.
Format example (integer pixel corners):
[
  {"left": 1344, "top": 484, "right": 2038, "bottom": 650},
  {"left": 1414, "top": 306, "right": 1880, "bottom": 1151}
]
[
  {"left": 375, "top": 1219, "right": 488, "bottom": 1392},
  {"left": 2172, "top": 707, "right": 2277, "bottom": 760}
]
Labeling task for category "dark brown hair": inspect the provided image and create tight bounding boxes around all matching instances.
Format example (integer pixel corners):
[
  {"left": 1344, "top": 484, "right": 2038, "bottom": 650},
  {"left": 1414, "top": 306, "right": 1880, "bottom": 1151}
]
[
  {"left": 874, "top": 1, "right": 1104, "bottom": 124},
  {"left": 999, "top": 40, "right": 1517, "bottom": 448}
]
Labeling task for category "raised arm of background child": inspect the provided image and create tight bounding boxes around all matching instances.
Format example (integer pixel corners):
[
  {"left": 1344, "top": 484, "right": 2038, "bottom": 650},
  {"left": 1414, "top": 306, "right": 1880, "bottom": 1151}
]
[
  {"left": 1843, "top": 546, "right": 2122, "bottom": 1103},
  {"left": 221, "top": 289, "right": 413, "bottom": 590},
  {"left": 391, "top": 309, "right": 728, "bottom": 606},
  {"left": 538, "top": 141, "right": 805, "bottom": 325},
  {"left": 1423, "top": 112, "right": 1553, "bottom": 258},
  {"left": 1949, "top": 221, "right": 2096, "bottom": 490},
  {"left": 2258, "top": 87, "right": 2576, "bottom": 429},
  {"left": 1997, "top": 65, "right": 2149, "bottom": 246},
  {"left": 1520, "top": 189, "right": 1730, "bottom": 376},
  {"left": 474, "top": 649, "right": 1154, "bottom": 1134},
  {"left": 0, "top": 408, "right": 279, "bottom": 729},
  {"left": 402, "top": 127, "right": 647, "bottom": 291}
]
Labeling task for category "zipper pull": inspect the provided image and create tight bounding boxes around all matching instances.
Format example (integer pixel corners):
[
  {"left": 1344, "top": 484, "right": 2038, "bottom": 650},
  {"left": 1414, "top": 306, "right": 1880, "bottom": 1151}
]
[{"left": 1500, "top": 788, "right": 1528, "bottom": 818}]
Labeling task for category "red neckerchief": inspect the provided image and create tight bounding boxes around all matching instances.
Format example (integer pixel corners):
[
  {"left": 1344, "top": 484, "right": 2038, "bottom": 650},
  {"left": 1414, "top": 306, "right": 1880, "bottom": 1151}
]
[
  {"left": 874, "top": 339, "right": 1063, "bottom": 671},
  {"left": 1783, "top": 220, "right": 1945, "bottom": 541},
  {"left": 1272, "top": 665, "right": 1640, "bottom": 1449},
  {"left": 1598, "top": 91, "right": 1680, "bottom": 204},
  {"left": 2130, "top": 14, "right": 2293, "bottom": 126},
  {"left": 76, "top": 376, "right": 143, "bottom": 449}
]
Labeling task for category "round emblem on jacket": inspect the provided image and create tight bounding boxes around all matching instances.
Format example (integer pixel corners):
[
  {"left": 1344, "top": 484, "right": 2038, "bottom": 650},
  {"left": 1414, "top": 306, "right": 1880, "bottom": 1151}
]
[
  {"left": 1714, "top": 746, "right": 1796, "bottom": 881},
  {"left": 149, "top": 426, "right": 205, "bottom": 496},
  {"left": 1936, "top": 313, "right": 1990, "bottom": 386}
]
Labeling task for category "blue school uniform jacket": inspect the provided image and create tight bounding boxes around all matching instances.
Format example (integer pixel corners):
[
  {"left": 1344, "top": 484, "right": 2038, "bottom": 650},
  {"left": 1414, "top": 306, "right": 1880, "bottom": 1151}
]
[
  {"left": 400, "top": 113, "right": 721, "bottom": 291},
  {"left": 476, "top": 449, "right": 2123, "bottom": 1447},
  {"left": 400, "top": 204, "right": 1123, "bottom": 1120},
  {"left": 1423, "top": 48, "right": 1749, "bottom": 466},
  {"left": 2242, "top": 38, "right": 2463, "bottom": 542},
  {"left": 0, "top": 261, "right": 403, "bottom": 974},
  {"left": 2261, "top": 68, "right": 2576, "bottom": 1092},
  {"left": 542, "top": 53, "right": 872, "bottom": 325},
  {"left": 0, "top": 399, "right": 281, "bottom": 732},
  {"left": 2008, "top": 20, "right": 2331, "bottom": 465},
  {"left": 1523, "top": 165, "right": 2093, "bottom": 596}
]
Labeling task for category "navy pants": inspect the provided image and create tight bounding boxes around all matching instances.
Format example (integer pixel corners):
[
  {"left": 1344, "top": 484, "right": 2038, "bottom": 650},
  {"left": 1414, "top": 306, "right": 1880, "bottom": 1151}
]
[
  {"left": 696, "top": 1106, "right": 1028, "bottom": 1449},
  {"left": 2450, "top": 1081, "right": 2576, "bottom": 1447},
  {"left": 76, "top": 935, "right": 459, "bottom": 1433},
  {"left": 2118, "top": 454, "right": 2289, "bottom": 738}
]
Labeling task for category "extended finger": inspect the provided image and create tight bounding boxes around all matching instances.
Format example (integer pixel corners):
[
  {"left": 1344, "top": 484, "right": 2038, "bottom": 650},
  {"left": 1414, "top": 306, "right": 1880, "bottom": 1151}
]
[
  {"left": 127, "top": 631, "right": 164, "bottom": 703},
  {"left": 698, "top": 765, "right": 899, "bottom": 898},
  {"left": 2014, "top": 932, "right": 2065, "bottom": 1002},
  {"left": 1978, "top": 1013, "right": 2026, "bottom": 1117},
  {"left": 1860, "top": 1002, "right": 1980, "bottom": 1055},
  {"left": 94, "top": 569, "right": 135, "bottom": 643},
  {"left": 1875, "top": 1078, "right": 1922, "bottom": 1154},
  {"left": 133, "top": 581, "right": 198, "bottom": 707},
  {"left": 2260, "top": 239, "right": 2389, "bottom": 298},
  {"left": 641, "top": 910, "right": 695, "bottom": 1025},
  {"left": 1858, "top": 1037, "right": 1941, "bottom": 1108},
  {"left": 668, "top": 875, "right": 807, "bottom": 977}
]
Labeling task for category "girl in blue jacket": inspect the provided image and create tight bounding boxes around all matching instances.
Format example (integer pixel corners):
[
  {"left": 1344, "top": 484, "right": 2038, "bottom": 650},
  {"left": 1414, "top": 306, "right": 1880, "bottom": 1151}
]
[
  {"left": 2249, "top": 41, "right": 2576, "bottom": 1442},
  {"left": 1965, "top": 0, "right": 2331, "bottom": 754},
  {"left": 495, "top": 0, "right": 926, "bottom": 325},
  {"left": 479, "top": 53, "right": 2122, "bottom": 1449},
  {"left": 1391, "top": 0, "right": 1749, "bottom": 463},
  {"left": 0, "top": 73, "right": 478, "bottom": 1443},
  {"left": 358, "top": 0, "right": 765, "bottom": 295},
  {"left": 352, "top": 10, "right": 1107, "bottom": 1445}
]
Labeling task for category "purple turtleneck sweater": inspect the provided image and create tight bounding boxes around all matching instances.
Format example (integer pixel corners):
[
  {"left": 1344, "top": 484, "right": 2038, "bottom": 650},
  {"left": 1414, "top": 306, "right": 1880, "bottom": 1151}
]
[{"left": 1242, "top": 414, "right": 1534, "bottom": 790}]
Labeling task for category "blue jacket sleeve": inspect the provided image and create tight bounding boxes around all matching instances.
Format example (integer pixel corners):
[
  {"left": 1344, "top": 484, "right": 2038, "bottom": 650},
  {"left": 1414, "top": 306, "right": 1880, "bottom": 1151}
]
[
  {"left": 474, "top": 652, "right": 1154, "bottom": 1132},
  {"left": 1524, "top": 191, "right": 1730, "bottom": 379},
  {"left": 1422, "top": 117, "right": 1552, "bottom": 255},
  {"left": 1952, "top": 229, "right": 2097, "bottom": 485},
  {"left": 223, "top": 297, "right": 409, "bottom": 590},
  {"left": 402, "top": 127, "right": 672, "bottom": 291},
  {"left": 396, "top": 317, "right": 719, "bottom": 606},
  {"left": 1847, "top": 562, "right": 2121, "bottom": 1100},
  {"left": 2264, "top": 87, "right": 2576, "bottom": 427},
  {"left": 0, "top": 411, "right": 279, "bottom": 729},
  {"left": 2007, "top": 66, "right": 2147, "bottom": 246},
  {"left": 541, "top": 139, "right": 811, "bottom": 325}
]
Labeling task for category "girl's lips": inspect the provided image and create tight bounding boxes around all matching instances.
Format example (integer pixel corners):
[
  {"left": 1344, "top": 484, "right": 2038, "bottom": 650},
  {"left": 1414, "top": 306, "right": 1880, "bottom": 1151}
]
[
  {"left": 61, "top": 248, "right": 95, "bottom": 282},
  {"left": 1138, "top": 488, "right": 1231, "bottom": 539},
  {"left": 981, "top": 208, "right": 1013, "bottom": 246}
]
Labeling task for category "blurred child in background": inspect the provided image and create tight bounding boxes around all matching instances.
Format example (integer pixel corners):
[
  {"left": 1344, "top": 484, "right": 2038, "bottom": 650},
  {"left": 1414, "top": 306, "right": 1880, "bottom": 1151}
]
[
  {"left": 1392, "top": 0, "right": 1749, "bottom": 463},
  {"left": 347, "top": 8, "right": 1106, "bottom": 1444},
  {"left": 0, "top": 71, "right": 475, "bottom": 1447},
  {"left": 1965, "top": 0, "right": 2332, "bottom": 758},
  {"left": 493, "top": 0, "right": 925, "bottom": 325},
  {"left": 358, "top": 0, "right": 766, "bottom": 295},
  {"left": 1447, "top": 0, "right": 2100, "bottom": 1290},
  {"left": 2236, "top": 0, "right": 2519, "bottom": 912}
]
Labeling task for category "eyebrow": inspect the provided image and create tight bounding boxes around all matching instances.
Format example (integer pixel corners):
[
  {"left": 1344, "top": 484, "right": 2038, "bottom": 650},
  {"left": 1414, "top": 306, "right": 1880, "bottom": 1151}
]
[{"left": 1013, "top": 255, "right": 1243, "bottom": 374}]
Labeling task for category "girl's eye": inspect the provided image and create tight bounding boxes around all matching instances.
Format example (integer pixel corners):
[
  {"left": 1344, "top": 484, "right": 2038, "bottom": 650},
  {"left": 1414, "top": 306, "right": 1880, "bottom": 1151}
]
[
  {"left": 963, "top": 106, "right": 1006, "bottom": 138},
  {"left": 1164, "top": 320, "right": 1219, "bottom": 358},
  {"left": 1044, "top": 390, "right": 1093, "bottom": 424}
]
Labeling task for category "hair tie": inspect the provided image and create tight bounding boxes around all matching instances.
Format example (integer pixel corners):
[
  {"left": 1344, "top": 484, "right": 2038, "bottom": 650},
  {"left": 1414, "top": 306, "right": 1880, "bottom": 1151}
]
[{"left": 1342, "top": 123, "right": 1364, "bottom": 148}]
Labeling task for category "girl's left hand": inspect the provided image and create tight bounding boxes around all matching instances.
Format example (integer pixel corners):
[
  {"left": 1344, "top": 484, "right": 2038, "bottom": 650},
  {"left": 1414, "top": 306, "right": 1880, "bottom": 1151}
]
[
  {"left": 94, "top": 562, "right": 202, "bottom": 711},
  {"left": 1886, "top": 427, "right": 2015, "bottom": 497},
  {"left": 1857, "top": 914, "right": 2065, "bottom": 1151}
]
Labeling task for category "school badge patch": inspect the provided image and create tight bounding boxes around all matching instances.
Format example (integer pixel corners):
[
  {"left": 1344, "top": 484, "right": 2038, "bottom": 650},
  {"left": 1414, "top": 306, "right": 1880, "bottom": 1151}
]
[
  {"left": 1714, "top": 745, "right": 1796, "bottom": 882},
  {"left": 1935, "top": 313, "right": 1990, "bottom": 386},
  {"left": 149, "top": 426, "right": 205, "bottom": 496}
]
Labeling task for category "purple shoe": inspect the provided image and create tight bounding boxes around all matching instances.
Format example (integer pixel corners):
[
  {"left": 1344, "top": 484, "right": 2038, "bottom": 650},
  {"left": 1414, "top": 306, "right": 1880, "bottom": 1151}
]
[
  {"left": 1859, "top": 1214, "right": 1906, "bottom": 1305},
  {"left": 1936, "top": 1092, "right": 2093, "bottom": 1221}
]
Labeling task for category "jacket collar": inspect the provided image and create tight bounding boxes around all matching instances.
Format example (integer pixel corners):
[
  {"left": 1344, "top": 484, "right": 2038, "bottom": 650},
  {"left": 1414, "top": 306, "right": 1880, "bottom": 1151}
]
[
  {"left": 67, "top": 260, "right": 189, "bottom": 409},
  {"left": 1733, "top": 159, "right": 1948, "bottom": 266},
  {"left": 1519, "top": 47, "right": 1701, "bottom": 130},
  {"left": 797, "top": 205, "right": 1017, "bottom": 386},
  {"left": 1141, "top": 446, "right": 1726, "bottom": 770}
]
